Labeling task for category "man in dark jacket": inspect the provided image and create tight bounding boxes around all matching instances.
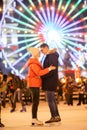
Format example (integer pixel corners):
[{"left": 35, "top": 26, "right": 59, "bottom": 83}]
[{"left": 40, "top": 43, "right": 61, "bottom": 123}]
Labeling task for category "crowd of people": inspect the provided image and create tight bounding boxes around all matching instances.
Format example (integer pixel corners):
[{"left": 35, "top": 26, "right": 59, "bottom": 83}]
[
  {"left": 0, "top": 71, "right": 32, "bottom": 112},
  {"left": 0, "top": 43, "right": 87, "bottom": 126},
  {"left": 59, "top": 76, "right": 87, "bottom": 106}
]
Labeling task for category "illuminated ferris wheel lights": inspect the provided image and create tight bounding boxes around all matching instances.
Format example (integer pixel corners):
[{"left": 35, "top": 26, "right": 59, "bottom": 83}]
[
  {"left": 19, "top": 53, "right": 23, "bottom": 57},
  {"left": 1, "top": 0, "right": 87, "bottom": 76},
  {"left": 40, "top": 6, "right": 43, "bottom": 11},
  {"left": 29, "top": 6, "right": 33, "bottom": 11},
  {"left": 19, "top": 7, "right": 23, "bottom": 11},
  {"left": 47, "top": 30, "right": 62, "bottom": 45},
  {"left": 50, "top": 6, "right": 54, "bottom": 10},
  {"left": 17, "top": 30, "right": 21, "bottom": 33},
  {"left": 61, "top": 6, "right": 64, "bottom": 10}
]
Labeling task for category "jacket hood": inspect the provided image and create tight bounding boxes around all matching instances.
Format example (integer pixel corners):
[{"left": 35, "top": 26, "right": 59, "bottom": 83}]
[
  {"left": 48, "top": 48, "right": 59, "bottom": 58},
  {"left": 28, "top": 58, "right": 42, "bottom": 67},
  {"left": 48, "top": 48, "right": 57, "bottom": 54}
]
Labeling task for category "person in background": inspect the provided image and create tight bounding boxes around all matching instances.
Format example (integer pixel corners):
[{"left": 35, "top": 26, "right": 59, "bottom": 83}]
[
  {"left": 1, "top": 74, "right": 7, "bottom": 108},
  {"left": 40, "top": 43, "right": 61, "bottom": 124},
  {"left": 0, "top": 72, "right": 7, "bottom": 108},
  {"left": 77, "top": 81, "right": 85, "bottom": 105},
  {"left": 84, "top": 79, "right": 87, "bottom": 104},
  {"left": 27, "top": 47, "right": 56, "bottom": 125},
  {"left": 7, "top": 73, "right": 26, "bottom": 112}
]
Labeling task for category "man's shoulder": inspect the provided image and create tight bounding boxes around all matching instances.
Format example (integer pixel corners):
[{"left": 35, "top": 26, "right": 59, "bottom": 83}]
[{"left": 48, "top": 52, "right": 59, "bottom": 57}]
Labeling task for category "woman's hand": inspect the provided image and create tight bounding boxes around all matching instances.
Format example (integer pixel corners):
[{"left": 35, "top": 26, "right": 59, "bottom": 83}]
[{"left": 49, "top": 65, "right": 56, "bottom": 71}]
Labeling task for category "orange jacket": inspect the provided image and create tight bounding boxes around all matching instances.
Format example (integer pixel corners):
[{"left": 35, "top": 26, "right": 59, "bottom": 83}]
[{"left": 27, "top": 58, "right": 49, "bottom": 88}]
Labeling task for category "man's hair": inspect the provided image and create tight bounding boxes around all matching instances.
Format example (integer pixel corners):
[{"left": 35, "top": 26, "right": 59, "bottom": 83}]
[{"left": 40, "top": 43, "right": 49, "bottom": 48}]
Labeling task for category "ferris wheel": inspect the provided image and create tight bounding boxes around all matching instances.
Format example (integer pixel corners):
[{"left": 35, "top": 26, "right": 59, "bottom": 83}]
[{"left": 0, "top": 0, "right": 87, "bottom": 78}]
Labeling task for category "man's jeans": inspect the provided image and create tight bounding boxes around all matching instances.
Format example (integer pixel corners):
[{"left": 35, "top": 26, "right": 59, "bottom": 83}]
[{"left": 46, "top": 91, "right": 60, "bottom": 117}]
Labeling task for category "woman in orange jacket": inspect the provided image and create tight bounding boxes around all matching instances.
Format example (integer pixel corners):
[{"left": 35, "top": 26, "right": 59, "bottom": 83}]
[{"left": 26, "top": 47, "right": 56, "bottom": 125}]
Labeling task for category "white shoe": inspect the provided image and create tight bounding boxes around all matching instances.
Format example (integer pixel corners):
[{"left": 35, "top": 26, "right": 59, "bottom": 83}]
[{"left": 32, "top": 118, "right": 43, "bottom": 125}]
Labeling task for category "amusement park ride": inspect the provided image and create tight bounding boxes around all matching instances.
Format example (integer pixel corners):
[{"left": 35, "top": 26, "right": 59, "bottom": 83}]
[
  {"left": 0, "top": 1, "right": 87, "bottom": 127},
  {"left": 0, "top": 0, "right": 87, "bottom": 77}
]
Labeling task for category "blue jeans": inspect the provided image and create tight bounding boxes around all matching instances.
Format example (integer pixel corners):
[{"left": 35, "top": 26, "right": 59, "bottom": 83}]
[{"left": 46, "top": 91, "right": 60, "bottom": 117}]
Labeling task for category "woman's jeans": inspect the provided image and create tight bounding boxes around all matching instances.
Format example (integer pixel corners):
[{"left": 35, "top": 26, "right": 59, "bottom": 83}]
[
  {"left": 46, "top": 91, "right": 60, "bottom": 117},
  {"left": 30, "top": 88, "right": 40, "bottom": 118}
]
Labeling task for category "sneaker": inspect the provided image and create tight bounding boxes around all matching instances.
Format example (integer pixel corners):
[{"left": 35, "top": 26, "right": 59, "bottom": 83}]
[{"left": 45, "top": 117, "right": 61, "bottom": 123}]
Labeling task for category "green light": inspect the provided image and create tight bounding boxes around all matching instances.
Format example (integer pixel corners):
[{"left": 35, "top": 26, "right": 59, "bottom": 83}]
[
  {"left": 57, "top": 0, "right": 63, "bottom": 10},
  {"left": 18, "top": 0, "right": 39, "bottom": 22},
  {"left": 63, "top": 0, "right": 71, "bottom": 12},
  {"left": 72, "top": 7, "right": 87, "bottom": 20},
  {"left": 5, "top": 15, "right": 34, "bottom": 29},
  {"left": 68, "top": 0, "right": 81, "bottom": 16},
  {"left": 13, "top": 7, "right": 36, "bottom": 25}
]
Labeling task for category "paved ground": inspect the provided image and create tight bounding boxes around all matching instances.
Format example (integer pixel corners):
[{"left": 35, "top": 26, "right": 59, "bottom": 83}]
[{"left": 1, "top": 101, "right": 87, "bottom": 130}]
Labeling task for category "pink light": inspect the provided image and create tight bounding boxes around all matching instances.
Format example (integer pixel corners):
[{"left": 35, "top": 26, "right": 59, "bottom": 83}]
[{"left": 62, "top": 18, "right": 87, "bottom": 30}]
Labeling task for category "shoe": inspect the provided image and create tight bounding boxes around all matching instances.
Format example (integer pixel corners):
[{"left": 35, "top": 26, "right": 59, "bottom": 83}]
[
  {"left": 31, "top": 118, "right": 43, "bottom": 125},
  {"left": 45, "top": 116, "right": 61, "bottom": 123},
  {"left": 10, "top": 108, "right": 15, "bottom": 112},
  {"left": 20, "top": 107, "right": 26, "bottom": 112},
  {"left": 54, "top": 116, "right": 61, "bottom": 122}
]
